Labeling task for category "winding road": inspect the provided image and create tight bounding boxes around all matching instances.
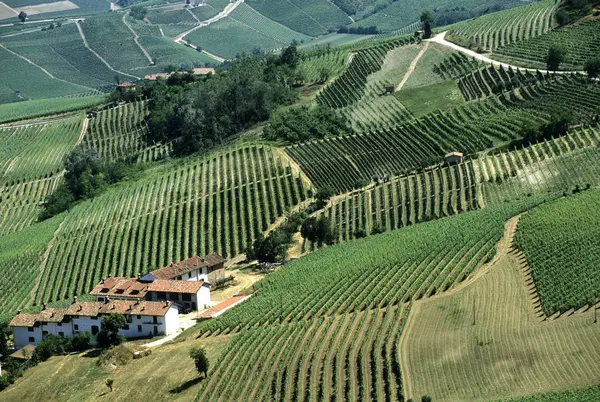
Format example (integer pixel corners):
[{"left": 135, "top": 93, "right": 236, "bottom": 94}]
[{"left": 174, "top": 0, "right": 245, "bottom": 43}]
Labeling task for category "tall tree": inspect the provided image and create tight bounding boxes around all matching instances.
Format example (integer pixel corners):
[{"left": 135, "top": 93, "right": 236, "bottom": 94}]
[
  {"left": 584, "top": 58, "right": 600, "bottom": 79},
  {"left": 546, "top": 44, "right": 567, "bottom": 71},
  {"left": 18, "top": 11, "right": 27, "bottom": 23},
  {"left": 190, "top": 347, "right": 209, "bottom": 378},
  {"left": 420, "top": 10, "right": 434, "bottom": 39}
]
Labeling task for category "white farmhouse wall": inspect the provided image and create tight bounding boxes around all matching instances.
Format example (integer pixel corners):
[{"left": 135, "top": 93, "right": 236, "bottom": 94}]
[
  {"left": 196, "top": 286, "right": 211, "bottom": 308},
  {"left": 72, "top": 316, "right": 102, "bottom": 335},
  {"left": 164, "top": 307, "right": 179, "bottom": 335},
  {"left": 13, "top": 327, "right": 42, "bottom": 349}
]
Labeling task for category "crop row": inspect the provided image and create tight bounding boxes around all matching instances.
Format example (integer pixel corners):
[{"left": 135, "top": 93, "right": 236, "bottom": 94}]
[
  {"left": 449, "top": 0, "right": 556, "bottom": 51},
  {"left": 32, "top": 144, "right": 309, "bottom": 305},
  {"left": 433, "top": 53, "right": 481, "bottom": 80},
  {"left": 0, "top": 116, "right": 82, "bottom": 185},
  {"left": 316, "top": 37, "right": 416, "bottom": 109},
  {"left": 198, "top": 198, "right": 547, "bottom": 333},
  {"left": 514, "top": 189, "right": 600, "bottom": 315},
  {"left": 298, "top": 49, "right": 347, "bottom": 85},
  {"left": 84, "top": 99, "right": 172, "bottom": 163},
  {"left": 495, "top": 19, "right": 600, "bottom": 68},
  {"left": 324, "top": 162, "right": 479, "bottom": 242},
  {"left": 198, "top": 305, "right": 410, "bottom": 401}
]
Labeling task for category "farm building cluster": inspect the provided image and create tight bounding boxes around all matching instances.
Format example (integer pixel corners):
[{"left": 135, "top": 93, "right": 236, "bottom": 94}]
[{"left": 9, "top": 254, "right": 226, "bottom": 351}]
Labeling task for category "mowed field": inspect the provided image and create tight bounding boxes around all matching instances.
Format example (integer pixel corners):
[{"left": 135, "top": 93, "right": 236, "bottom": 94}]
[{"left": 401, "top": 215, "right": 600, "bottom": 401}]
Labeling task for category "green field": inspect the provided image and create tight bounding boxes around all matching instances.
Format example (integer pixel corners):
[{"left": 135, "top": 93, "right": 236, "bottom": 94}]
[
  {"left": 184, "top": 3, "right": 310, "bottom": 58},
  {"left": 514, "top": 190, "right": 600, "bottom": 316},
  {"left": 0, "top": 95, "right": 105, "bottom": 123},
  {"left": 246, "top": 0, "right": 350, "bottom": 36}
]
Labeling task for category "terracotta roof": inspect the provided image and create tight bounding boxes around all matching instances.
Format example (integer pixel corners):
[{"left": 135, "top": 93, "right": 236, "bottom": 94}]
[
  {"left": 90, "top": 278, "right": 149, "bottom": 298},
  {"left": 151, "top": 253, "right": 225, "bottom": 280},
  {"left": 445, "top": 151, "right": 464, "bottom": 157},
  {"left": 143, "top": 73, "right": 170, "bottom": 81},
  {"left": 147, "top": 279, "right": 205, "bottom": 294},
  {"left": 9, "top": 313, "right": 38, "bottom": 327},
  {"left": 119, "top": 81, "right": 136, "bottom": 87},
  {"left": 65, "top": 300, "right": 172, "bottom": 317},
  {"left": 10, "top": 344, "right": 36, "bottom": 360},
  {"left": 37, "top": 308, "right": 66, "bottom": 323},
  {"left": 192, "top": 68, "right": 215, "bottom": 75}
]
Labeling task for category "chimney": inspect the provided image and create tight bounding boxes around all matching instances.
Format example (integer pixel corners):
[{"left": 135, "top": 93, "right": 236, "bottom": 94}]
[
  {"left": 164, "top": 301, "right": 169, "bottom": 307},
  {"left": 105, "top": 296, "right": 110, "bottom": 304},
  {"left": 17, "top": 309, "right": 21, "bottom": 314},
  {"left": 101, "top": 279, "right": 105, "bottom": 284},
  {"left": 135, "top": 298, "right": 140, "bottom": 306},
  {"left": 73, "top": 295, "right": 78, "bottom": 304}
]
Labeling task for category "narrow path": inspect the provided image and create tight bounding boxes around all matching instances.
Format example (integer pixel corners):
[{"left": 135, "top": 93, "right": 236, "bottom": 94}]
[
  {"left": 185, "top": 7, "right": 203, "bottom": 24},
  {"left": 399, "top": 215, "right": 521, "bottom": 399},
  {"left": 428, "top": 31, "right": 585, "bottom": 76},
  {"left": 122, "top": 13, "right": 154, "bottom": 65},
  {"left": 395, "top": 41, "right": 429, "bottom": 92},
  {"left": 174, "top": 0, "right": 244, "bottom": 42},
  {"left": 75, "top": 21, "right": 140, "bottom": 80},
  {"left": 179, "top": 38, "right": 226, "bottom": 62}
]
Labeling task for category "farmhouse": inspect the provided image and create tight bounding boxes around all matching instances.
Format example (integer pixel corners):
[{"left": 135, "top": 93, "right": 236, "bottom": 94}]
[
  {"left": 150, "top": 253, "right": 226, "bottom": 283},
  {"left": 445, "top": 151, "right": 464, "bottom": 164},
  {"left": 9, "top": 299, "right": 178, "bottom": 349},
  {"left": 143, "top": 68, "right": 215, "bottom": 81},
  {"left": 90, "top": 276, "right": 211, "bottom": 311}
]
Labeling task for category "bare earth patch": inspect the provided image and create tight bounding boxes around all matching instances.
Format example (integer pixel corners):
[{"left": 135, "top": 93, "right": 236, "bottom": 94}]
[
  {"left": 0, "top": 2, "right": 18, "bottom": 20},
  {"left": 14, "top": 1, "right": 78, "bottom": 16}
]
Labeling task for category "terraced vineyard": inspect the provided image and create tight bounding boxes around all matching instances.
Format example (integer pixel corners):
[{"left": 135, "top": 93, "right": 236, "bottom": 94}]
[
  {"left": 199, "top": 199, "right": 545, "bottom": 333},
  {"left": 448, "top": 0, "right": 557, "bottom": 51},
  {"left": 246, "top": 0, "right": 350, "bottom": 36},
  {"left": 198, "top": 305, "right": 411, "bottom": 402},
  {"left": 324, "top": 162, "right": 479, "bottom": 242},
  {"left": 322, "top": 124, "right": 600, "bottom": 242},
  {"left": 495, "top": 19, "right": 600, "bottom": 69},
  {"left": 32, "top": 144, "right": 310, "bottom": 305},
  {"left": 514, "top": 189, "right": 600, "bottom": 316},
  {"left": 433, "top": 52, "right": 481, "bottom": 80},
  {"left": 456, "top": 65, "right": 526, "bottom": 101},
  {"left": 287, "top": 98, "right": 545, "bottom": 193},
  {"left": 316, "top": 37, "right": 416, "bottom": 109},
  {"left": 298, "top": 49, "right": 348, "bottom": 85},
  {"left": 83, "top": 100, "right": 172, "bottom": 163},
  {"left": 185, "top": 3, "right": 310, "bottom": 59}
]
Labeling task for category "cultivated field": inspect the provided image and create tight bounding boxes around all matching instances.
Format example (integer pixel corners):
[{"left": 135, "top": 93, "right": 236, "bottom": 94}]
[{"left": 401, "top": 214, "right": 600, "bottom": 401}]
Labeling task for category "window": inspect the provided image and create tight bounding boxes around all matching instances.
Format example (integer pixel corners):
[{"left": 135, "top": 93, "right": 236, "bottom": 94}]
[
  {"left": 138, "top": 325, "right": 142, "bottom": 332},
  {"left": 136, "top": 315, "right": 141, "bottom": 320},
  {"left": 123, "top": 324, "right": 130, "bottom": 330},
  {"left": 74, "top": 324, "right": 79, "bottom": 330},
  {"left": 157, "top": 292, "right": 166, "bottom": 299},
  {"left": 182, "top": 294, "right": 191, "bottom": 302},
  {"left": 59, "top": 332, "right": 64, "bottom": 337},
  {"left": 91, "top": 325, "right": 99, "bottom": 335},
  {"left": 126, "top": 315, "right": 133, "bottom": 323},
  {"left": 171, "top": 293, "right": 180, "bottom": 301},
  {"left": 29, "top": 336, "right": 35, "bottom": 343},
  {"left": 28, "top": 327, "right": 34, "bottom": 332},
  {"left": 153, "top": 316, "right": 158, "bottom": 324},
  {"left": 58, "top": 322, "right": 63, "bottom": 327}
]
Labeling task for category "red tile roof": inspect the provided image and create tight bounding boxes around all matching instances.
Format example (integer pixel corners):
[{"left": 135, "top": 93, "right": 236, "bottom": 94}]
[
  {"left": 151, "top": 253, "right": 225, "bottom": 280},
  {"left": 9, "top": 313, "right": 38, "bottom": 327},
  {"left": 192, "top": 68, "right": 215, "bottom": 75},
  {"left": 90, "top": 278, "right": 149, "bottom": 298},
  {"left": 65, "top": 300, "right": 172, "bottom": 318},
  {"left": 147, "top": 279, "right": 205, "bottom": 294}
]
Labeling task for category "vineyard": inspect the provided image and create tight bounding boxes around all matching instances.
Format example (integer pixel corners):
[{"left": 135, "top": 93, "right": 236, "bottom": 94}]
[
  {"left": 497, "top": 386, "right": 600, "bottom": 402},
  {"left": 323, "top": 162, "right": 479, "bottom": 242},
  {"left": 298, "top": 49, "right": 348, "bottom": 85},
  {"left": 494, "top": 19, "right": 600, "bottom": 69},
  {"left": 433, "top": 52, "right": 481, "bottom": 81},
  {"left": 448, "top": 0, "right": 557, "bottom": 51},
  {"left": 197, "top": 305, "right": 411, "bottom": 401},
  {"left": 246, "top": 0, "right": 350, "bottom": 36},
  {"left": 83, "top": 99, "right": 172, "bottom": 163},
  {"left": 514, "top": 190, "right": 600, "bottom": 316},
  {"left": 198, "top": 198, "right": 545, "bottom": 334},
  {"left": 184, "top": 3, "right": 310, "bottom": 59},
  {"left": 30, "top": 144, "right": 310, "bottom": 305},
  {"left": 321, "top": 124, "right": 600, "bottom": 242}
]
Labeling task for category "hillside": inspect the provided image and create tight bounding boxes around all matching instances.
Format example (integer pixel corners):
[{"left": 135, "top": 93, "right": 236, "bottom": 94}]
[{"left": 1, "top": 0, "right": 600, "bottom": 400}]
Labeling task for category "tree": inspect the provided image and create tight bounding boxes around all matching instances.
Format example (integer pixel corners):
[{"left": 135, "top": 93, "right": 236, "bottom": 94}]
[
  {"left": 71, "top": 332, "right": 92, "bottom": 352},
  {"left": 584, "top": 58, "right": 600, "bottom": 79},
  {"left": 97, "top": 314, "right": 127, "bottom": 348},
  {"left": 0, "top": 322, "right": 10, "bottom": 359},
  {"left": 315, "top": 185, "right": 335, "bottom": 208},
  {"left": 421, "top": 396, "right": 432, "bottom": 402},
  {"left": 130, "top": 5, "right": 147, "bottom": 20},
  {"left": 280, "top": 42, "right": 300, "bottom": 69},
  {"left": 420, "top": 10, "right": 434, "bottom": 39},
  {"left": 301, "top": 215, "right": 336, "bottom": 246},
  {"left": 246, "top": 229, "right": 293, "bottom": 263},
  {"left": 546, "top": 44, "right": 566, "bottom": 71},
  {"left": 190, "top": 347, "right": 209, "bottom": 378},
  {"left": 106, "top": 378, "right": 114, "bottom": 392},
  {"left": 18, "top": 11, "right": 27, "bottom": 23}
]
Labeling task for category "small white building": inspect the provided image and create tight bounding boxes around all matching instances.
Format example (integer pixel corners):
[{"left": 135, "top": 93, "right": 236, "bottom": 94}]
[
  {"left": 10, "top": 300, "right": 179, "bottom": 350},
  {"left": 445, "top": 151, "right": 464, "bottom": 165}
]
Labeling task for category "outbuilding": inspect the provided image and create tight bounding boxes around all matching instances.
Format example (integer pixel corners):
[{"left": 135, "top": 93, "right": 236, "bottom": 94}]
[{"left": 445, "top": 151, "right": 464, "bottom": 165}]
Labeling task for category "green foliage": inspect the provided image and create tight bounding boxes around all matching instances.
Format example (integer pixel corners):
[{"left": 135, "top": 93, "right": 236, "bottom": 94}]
[
  {"left": 190, "top": 346, "right": 209, "bottom": 377},
  {"left": 34, "top": 334, "right": 71, "bottom": 362},
  {"left": 496, "top": 385, "right": 600, "bottom": 401},
  {"left": 546, "top": 44, "right": 567, "bottom": 71},
  {"left": 97, "top": 314, "right": 127, "bottom": 348},
  {"left": 246, "top": 229, "right": 294, "bottom": 263},
  {"left": 584, "top": 58, "right": 600, "bottom": 79},
  {"left": 71, "top": 332, "right": 93, "bottom": 352},
  {"left": 130, "top": 5, "right": 148, "bottom": 20},
  {"left": 263, "top": 106, "right": 350, "bottom": 143},
  {"left": 514, "top": 190, "right": 600, "bottom": 315},
  {"left": 0, "top": 321, "right": 9, "bottom": 358},
  {"left": 420, "top": 10, "right": 434, "bottom": 39},
  {"left": 300, "top": 215, "right": 336, "bottom": 246}
]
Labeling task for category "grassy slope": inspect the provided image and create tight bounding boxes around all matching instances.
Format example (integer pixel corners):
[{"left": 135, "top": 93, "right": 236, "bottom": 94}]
[
  {"left": 1, "top": 330, "right": 232, "bottom": 402},
  {"left": 402, "top": 210, "right": 600, "bottom": 401},
  {"left": 396, "top": 79, "right": 463, "bottom": 117},
  {"left": 0, "top": 95, "right": 105, "bottom": 123}
]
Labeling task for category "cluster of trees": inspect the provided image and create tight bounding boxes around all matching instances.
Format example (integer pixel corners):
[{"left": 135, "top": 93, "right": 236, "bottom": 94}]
[
  {"left": 585, "top": 58, "right": 600, "bottom": 78},
  {"left": 337, "top": 25, "right": 379, "bottom": 35},
  {"left": 520, "top": 108, "right": 575, "bottom": 145},
  {"left": 546, "top": 44, "right": 567, "bottom": 71},
  {"left": 262, "top": 106, "right": 350, "bottom": 143},
  {"left": 246, "top": 212, "right": 307, "bottom": 263},
  {"left": 145, "top": 44, "right": 302, "bottom": 156},
  {"left": 130, "top": 5, "right": 147, "bottom": 20},
  {"left": 421, "top": 11, "right": 434, "bottom": 39},
  {"left": 0, "top": 325, "right": 92, "bottom": 391},
  {"left": 40, "top": 146, "right": 141, "bottom": 220},
  {"left": 556, "top": 0, "right": 600, "bottom": 26}
]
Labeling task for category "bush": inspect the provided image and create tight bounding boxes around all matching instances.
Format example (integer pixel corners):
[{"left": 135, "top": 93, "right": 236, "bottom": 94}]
[
  {"left": 584, "top": 58, "right": 600, "bottom": 79},
  {"left": 97, "top": 314, "right": 127, "bottom": 348},
  {"left": 71, "top": 332, "right": 92, "bottom": 352}
]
